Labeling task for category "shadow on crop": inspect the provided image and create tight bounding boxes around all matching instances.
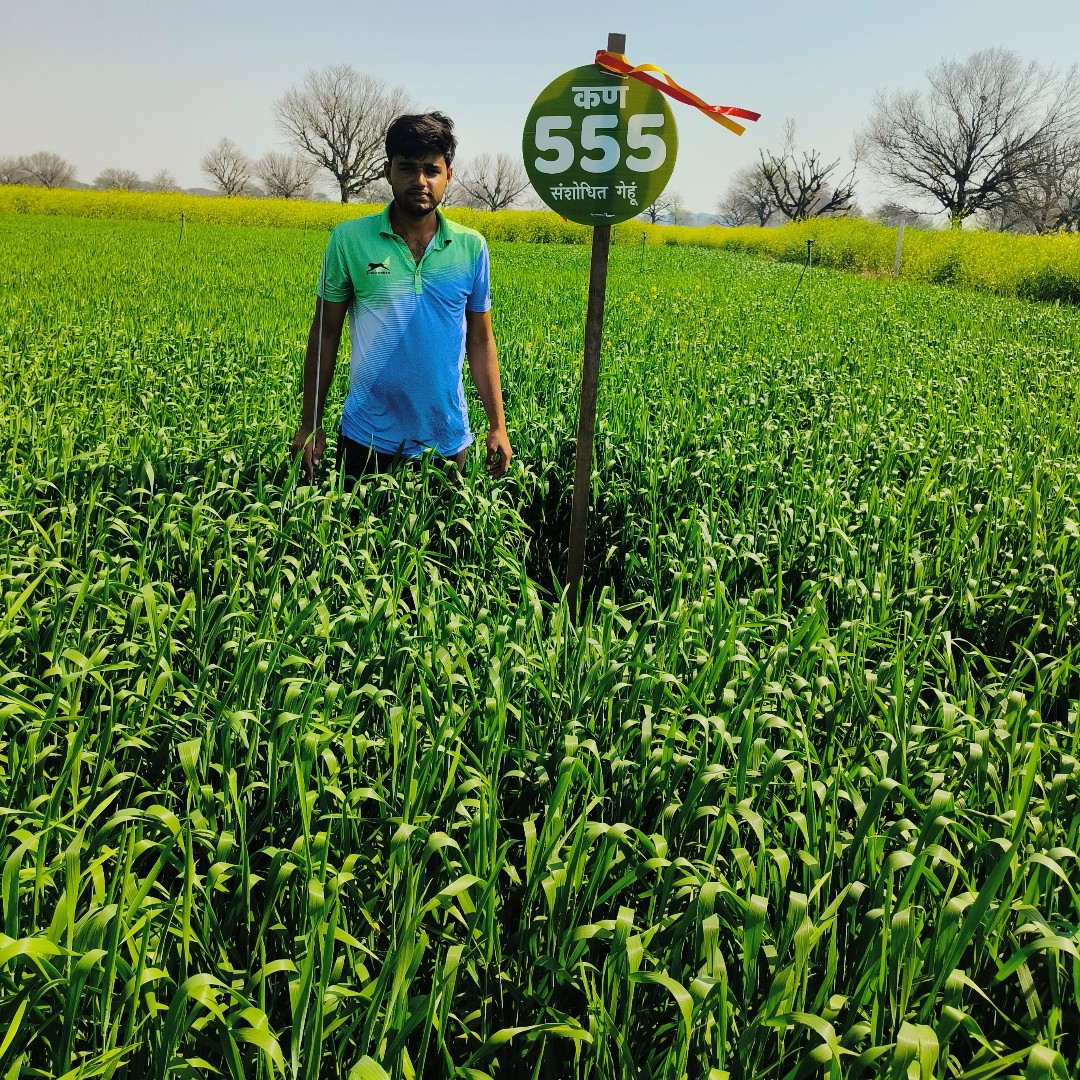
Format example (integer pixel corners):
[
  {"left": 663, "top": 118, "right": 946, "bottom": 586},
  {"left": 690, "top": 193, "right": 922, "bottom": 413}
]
[{"left": 515, "top": 446, "right": 644, "bottom": 615}]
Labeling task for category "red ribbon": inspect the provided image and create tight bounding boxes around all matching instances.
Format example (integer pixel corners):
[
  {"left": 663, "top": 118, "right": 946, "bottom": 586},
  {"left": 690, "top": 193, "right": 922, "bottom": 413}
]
[{"left": 595, "top": 50, "right": 760, "bottom": 136}]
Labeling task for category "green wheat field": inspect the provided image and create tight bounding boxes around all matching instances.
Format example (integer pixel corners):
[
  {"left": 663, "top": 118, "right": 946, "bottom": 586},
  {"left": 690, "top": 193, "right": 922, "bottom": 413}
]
[{"left": 1, "top": 212, "right": 1079, "bottom": 1079}]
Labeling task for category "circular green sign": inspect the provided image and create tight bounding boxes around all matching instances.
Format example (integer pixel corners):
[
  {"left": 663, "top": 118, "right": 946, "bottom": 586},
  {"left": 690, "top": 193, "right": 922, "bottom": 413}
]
[{"left": 523, "top": 64, "right": 678, "bottom": 227}]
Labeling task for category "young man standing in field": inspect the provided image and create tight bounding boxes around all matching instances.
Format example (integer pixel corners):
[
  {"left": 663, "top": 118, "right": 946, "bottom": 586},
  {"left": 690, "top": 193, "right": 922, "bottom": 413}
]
[{"left": 290, "top": 112, "right": 513, "bottom": 483}]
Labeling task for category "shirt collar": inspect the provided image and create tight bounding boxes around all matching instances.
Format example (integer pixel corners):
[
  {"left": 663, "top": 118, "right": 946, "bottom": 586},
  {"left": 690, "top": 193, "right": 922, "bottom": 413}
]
[{"left": 378, "top": 202, "right": 453, "bottom": 249}]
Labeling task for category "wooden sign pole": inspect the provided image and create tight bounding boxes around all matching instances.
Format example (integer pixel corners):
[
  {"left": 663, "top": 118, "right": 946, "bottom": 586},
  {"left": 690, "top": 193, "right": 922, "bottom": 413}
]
[{"left": 567, "top": 31, "right": 624, "bottom": 616}]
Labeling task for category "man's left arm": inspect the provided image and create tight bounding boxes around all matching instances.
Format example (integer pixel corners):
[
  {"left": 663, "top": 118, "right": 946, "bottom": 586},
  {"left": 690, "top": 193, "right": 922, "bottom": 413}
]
[{"left": 465, "top": 309, "right": 513, "bottom": 477}]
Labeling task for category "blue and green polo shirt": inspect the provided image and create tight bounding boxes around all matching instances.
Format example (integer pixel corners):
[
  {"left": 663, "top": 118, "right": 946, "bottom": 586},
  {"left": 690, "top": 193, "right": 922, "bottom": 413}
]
[{"left": 318, "top": 203, "right": 491, "bottom": 458}]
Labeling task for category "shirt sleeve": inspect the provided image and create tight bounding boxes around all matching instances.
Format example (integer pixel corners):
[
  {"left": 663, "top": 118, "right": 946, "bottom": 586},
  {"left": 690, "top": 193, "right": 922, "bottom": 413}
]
[
  {"left": 465, "top": 239, "right": 491, "bottom": 314},
  {"left": 318, "top": 226, "right": 354, "bottom": 303}
]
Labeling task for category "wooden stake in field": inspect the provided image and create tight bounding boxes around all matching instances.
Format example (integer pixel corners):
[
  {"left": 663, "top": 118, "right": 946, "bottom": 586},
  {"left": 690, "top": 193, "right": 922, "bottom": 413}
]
[
  {"left": 565, "top": 32, "right": 624, "bottom": 614},
  {"left": 521, "top": 35, "right": 757, "bottom": 616}
]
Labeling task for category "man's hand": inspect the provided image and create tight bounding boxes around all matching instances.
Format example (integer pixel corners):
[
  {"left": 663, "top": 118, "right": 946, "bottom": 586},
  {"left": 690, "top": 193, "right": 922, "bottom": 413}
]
[
  {"left": 290, "top": 426, "right": 326, "bottom": 480},
  {"left": 485, "top": 428, "right": 513, "bottom": 477},
  {"left": 465, "top": 310, "right": 512, "bottom": 478}
]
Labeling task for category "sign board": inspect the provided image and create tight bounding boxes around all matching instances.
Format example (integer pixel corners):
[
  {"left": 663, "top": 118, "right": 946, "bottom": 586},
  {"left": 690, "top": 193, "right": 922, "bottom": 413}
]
[{"left": 523, "top": 64, "right": 677, "bottom": 227}]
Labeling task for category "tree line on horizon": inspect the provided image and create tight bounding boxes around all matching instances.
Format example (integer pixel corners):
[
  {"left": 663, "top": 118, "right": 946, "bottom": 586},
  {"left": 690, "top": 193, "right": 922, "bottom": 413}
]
[
  {"left": 3, "top": 48, "right": 1078, "bottom": 232},
  {"left": 716, "top": 49, "right": 1079, "bottom": 233}
]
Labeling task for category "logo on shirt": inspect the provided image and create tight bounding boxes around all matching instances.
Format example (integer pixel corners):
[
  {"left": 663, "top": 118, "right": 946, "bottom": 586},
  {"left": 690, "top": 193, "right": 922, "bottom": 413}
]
[{"left": 367, "top": 259, "right": 391, "bottom": 275}]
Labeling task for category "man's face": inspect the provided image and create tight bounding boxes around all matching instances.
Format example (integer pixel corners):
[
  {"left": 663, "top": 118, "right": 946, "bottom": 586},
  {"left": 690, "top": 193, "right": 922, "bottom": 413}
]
[{"left": 384, "top": 153, "right": 452, "bottom": 217}]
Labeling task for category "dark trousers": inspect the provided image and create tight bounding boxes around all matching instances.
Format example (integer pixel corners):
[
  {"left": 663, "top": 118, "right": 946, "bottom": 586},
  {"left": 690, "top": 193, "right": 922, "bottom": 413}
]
[{"left": 335, "top": 433, "right": 467, "bottom": 491}]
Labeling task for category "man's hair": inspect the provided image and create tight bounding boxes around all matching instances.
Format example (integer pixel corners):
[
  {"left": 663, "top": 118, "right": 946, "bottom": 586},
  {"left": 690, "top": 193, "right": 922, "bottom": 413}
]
[{"left": 385, "top": 112, "right": 457, "bottom": 168}]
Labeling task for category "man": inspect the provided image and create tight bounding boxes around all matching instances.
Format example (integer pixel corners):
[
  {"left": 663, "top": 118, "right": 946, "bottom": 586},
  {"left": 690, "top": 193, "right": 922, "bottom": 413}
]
[{"left": 290, "top": 112, "right": 512, "bottom": 484}]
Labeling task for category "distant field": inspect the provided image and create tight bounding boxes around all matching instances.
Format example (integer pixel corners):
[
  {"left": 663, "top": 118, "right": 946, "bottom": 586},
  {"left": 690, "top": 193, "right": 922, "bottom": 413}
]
[
  {"left": 3, "top": 184, "right": 1079, "bottom": 303},
  {"left": 1, "top": 213, "right": 1079, "bottom": 1078}
]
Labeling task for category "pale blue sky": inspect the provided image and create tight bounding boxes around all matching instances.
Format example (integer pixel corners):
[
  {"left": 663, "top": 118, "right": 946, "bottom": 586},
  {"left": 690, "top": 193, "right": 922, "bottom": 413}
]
[{"left": 2, "top": 0, "right": 1078, "bottom": 216}]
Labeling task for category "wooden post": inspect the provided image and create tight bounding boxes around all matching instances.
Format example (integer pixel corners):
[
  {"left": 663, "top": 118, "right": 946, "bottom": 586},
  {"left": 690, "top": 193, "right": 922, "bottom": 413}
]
[
  {"left": 894, "top": 222, "right": 905, "bottom": 276},
  {"left": 566, "top": 32, "right": 624, "bottom": 616}
]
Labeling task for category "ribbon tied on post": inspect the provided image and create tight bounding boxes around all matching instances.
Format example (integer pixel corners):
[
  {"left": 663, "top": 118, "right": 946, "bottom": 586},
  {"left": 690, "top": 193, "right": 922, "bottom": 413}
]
[{"left": 594, "top": 50, "right": 760, "bottom": 136}]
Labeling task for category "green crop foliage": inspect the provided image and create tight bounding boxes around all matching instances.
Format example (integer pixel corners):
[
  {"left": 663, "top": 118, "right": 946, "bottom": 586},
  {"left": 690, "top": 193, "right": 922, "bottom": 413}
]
[
  {"left": 4, "top": 185, "right": 1080, "bottom": 304},
  {"left": 1, "top": 213, "right": 1079, "bottom": 1079}
]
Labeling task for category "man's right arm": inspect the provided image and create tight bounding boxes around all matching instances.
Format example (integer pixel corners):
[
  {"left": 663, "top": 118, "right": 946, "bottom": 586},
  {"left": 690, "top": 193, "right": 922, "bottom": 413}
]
[{"left": 290, "top": 297, "right": 350, "bottom": 479}]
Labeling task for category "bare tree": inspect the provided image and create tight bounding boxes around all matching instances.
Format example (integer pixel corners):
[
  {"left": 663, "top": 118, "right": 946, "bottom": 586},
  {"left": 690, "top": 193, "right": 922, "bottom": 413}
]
[
  {"left": 0, "top": 156, "right": 29, "bottom": 185},
  {"left": 94, "top": 167, "right": 142, "bottom": 191},
  {"left": 1061, "top": 194, "right": 1080, "bottom": 232},
  {"left": 255, "top": 151, "right": 317, "bottom": 199},
  {"left": 667, "top": 191, "right": 688, "bottom": 226},
  {"left": 454, "top": 152, "right": 531, "bottom": 211},
  {"left": 1047, "top": 150, "right": 1080, "bottom": 232},
  {"left": 357, "top": 177, "right": 393, "bottom": 204},
  {"left": 148, "top": 169, "right": 179, "bottom": 193},
  {"left": 759, "top": 120, "right": 857, "bottom": 222},
  {"left": 717, "top": 164, "right": 776, "bottom": 226},
  {"left": 984, "top": 135, "right": 1080, "bottom": 232},
  {"left": 274, "top": 64, "right": 414, "bottom": 204},
  {"left": 871, "top": 201, "right": 932, "bottom": 229},
  {"left": 515, "top": 187, "right": 547, "bottom": 211},
  {"left": 19, "top": 151, "right": 76, "bottom": 188},
  {"left": 201, "top": 138, "right": 255, "bottom": 196},
  {"left": 639, "top": 194, "right": 674, "bottom": 224},
  {"left": 862, "top": 48, "right": 1080, "bottom": 228}
]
